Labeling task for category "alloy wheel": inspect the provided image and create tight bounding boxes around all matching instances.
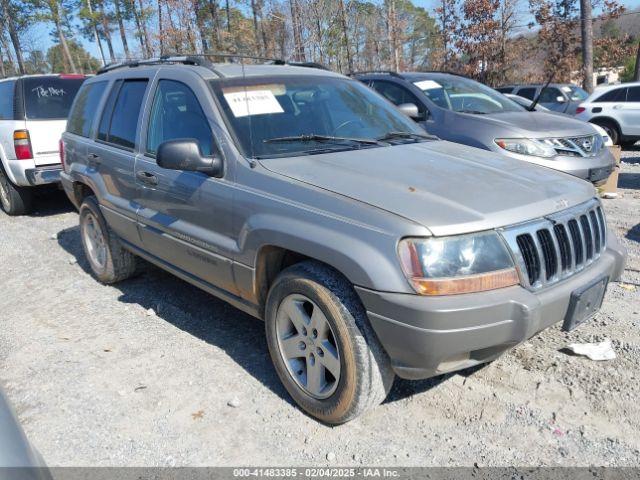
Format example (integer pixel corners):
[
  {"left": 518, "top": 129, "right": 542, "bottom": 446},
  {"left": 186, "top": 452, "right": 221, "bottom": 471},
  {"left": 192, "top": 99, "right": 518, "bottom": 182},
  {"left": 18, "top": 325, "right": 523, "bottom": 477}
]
[
  {"left": 275, "top": 294, "right": 341, "bottom": 399},
  {"left": 81, "top": 212, "right": 107, "bottom": 270}
]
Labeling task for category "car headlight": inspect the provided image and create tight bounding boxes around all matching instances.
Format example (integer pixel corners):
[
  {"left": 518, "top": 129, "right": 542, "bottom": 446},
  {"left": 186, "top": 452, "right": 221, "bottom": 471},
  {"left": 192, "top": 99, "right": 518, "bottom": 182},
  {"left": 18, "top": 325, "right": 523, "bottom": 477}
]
[
  {"left": 495, "top": 138, "right": 556, "bottom": 158},
  {"left": 398, "top": 232, "right": 519, "bottom": 295}
]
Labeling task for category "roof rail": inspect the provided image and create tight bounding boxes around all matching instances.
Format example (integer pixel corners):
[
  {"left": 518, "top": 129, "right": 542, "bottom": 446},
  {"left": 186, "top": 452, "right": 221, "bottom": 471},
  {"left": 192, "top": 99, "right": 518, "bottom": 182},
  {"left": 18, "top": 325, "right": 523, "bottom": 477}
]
[
  {"left": 348, "top": 70, "right": 403, "bottom": 78},
  {"left": 96, "top": 56, "right": 226, "bottom": 76},
  {"left": 286, "top": 61, "right": 330, "bottom": 71}
]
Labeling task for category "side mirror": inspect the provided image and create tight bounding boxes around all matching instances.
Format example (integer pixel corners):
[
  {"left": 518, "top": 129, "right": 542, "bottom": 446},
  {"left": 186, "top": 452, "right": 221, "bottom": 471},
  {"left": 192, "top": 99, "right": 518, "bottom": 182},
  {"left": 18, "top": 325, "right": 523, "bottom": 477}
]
[
  {"left": 157, "top": 139, "right": 223, "bottom": 177},
  {"left": 398, "top": 103, "right": 423, "bottom": 120},
  {"left": 556, "top": 96, "right": 566, "bottom": 103}
]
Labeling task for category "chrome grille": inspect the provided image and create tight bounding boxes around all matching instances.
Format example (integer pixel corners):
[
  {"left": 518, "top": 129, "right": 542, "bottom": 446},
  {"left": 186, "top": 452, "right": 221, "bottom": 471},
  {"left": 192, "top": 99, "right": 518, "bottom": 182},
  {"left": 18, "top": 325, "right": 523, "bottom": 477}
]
[
  {"left": 541, "top": 134, "right": 601, "bottom": 157},
  {"left": 500, "top": 199, "right": 607, "bottom": 290}
]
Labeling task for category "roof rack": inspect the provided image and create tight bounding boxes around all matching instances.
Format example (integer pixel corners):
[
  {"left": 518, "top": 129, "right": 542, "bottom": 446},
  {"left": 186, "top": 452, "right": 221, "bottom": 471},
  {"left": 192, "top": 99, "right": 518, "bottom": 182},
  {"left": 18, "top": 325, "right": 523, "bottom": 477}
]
[
  {"left": 286, "top": 61, "right": 330, "bottom": 71},
  {"left": 348, "top": 70, "right": 403, "bottom": 78},
  {"left": 96, "top": 55, "right": 225, "bottom": 76}
]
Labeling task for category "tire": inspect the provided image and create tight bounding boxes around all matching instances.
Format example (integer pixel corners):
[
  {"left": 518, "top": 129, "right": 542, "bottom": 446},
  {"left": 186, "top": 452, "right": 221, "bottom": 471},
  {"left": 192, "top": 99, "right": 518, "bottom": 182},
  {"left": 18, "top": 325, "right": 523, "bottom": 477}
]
[
  {"left": 593, "top": 120, "right": 620, "bottom": 145},
  {"left": 265, "top": 260, "right": 394, "bottom": 424},
  {"left": 0, "top": 166, "right": 33, "bottom": 216},
  {"left": 79, "top": 196, "right": 138, "bottom": 284}
]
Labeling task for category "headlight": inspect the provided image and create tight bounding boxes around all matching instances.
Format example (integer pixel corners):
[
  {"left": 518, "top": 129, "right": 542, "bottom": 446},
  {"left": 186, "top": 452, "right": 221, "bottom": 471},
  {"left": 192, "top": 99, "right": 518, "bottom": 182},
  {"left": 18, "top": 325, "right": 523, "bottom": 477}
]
[
  {"left": 495, "top": 138, "right": 556, "bottom": 158},
  {"left": 398, "top": 232, "right": 519, "bottom": 295}
]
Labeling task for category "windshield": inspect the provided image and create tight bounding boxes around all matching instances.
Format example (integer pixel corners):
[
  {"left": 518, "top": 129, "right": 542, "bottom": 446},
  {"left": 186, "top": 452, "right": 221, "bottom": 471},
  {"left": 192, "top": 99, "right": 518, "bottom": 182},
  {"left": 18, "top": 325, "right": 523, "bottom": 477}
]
[
  {"left": 22, "top": 77, "right": 86, "bottom": 120},
  {"left": 413, "top": 75, "right": 524, "bottom": 114},
  {"left": 210, "top": 76, "right": 428, "bottom": 159}
]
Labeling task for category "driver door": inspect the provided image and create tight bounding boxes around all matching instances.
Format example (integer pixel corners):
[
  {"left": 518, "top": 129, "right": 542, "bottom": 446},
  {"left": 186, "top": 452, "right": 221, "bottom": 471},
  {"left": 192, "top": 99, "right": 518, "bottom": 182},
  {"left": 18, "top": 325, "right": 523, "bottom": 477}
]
[{"left": 133, "top": 74, "right": 238, "bottom": 295}]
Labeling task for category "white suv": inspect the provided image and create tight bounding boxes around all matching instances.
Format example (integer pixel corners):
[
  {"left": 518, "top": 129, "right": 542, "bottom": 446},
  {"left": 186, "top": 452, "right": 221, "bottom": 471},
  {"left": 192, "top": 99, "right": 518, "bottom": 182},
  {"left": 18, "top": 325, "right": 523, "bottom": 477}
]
[
  {"left": 574, "top": 82, "right": 640, "bottom": 147},
  {"left": 0, "top": 74, "right": 87, "bottom": 215}
]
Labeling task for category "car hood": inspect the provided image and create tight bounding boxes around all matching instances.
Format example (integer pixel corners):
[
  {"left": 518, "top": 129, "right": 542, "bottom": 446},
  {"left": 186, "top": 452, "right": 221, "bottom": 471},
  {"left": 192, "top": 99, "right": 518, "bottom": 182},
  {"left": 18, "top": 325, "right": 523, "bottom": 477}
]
[
  {"left": 261, "top": 141, "right": 595, "bottom": 236},
  {"left": 472, "top": 111, "right": 595, "bottom": 138}
]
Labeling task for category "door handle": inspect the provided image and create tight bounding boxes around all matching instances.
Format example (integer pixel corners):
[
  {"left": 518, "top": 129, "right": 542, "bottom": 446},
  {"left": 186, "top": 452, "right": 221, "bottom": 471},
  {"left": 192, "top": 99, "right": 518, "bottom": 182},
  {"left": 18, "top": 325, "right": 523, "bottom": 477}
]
[
  {"left": 136, "top": 170, "right": 158, "bottom": 186},
  {"left": 87, "top": 153, "right": 101, "bottom": 165},
  {"left": 613, "top": 105, "right": 624, "bottom": 110}
]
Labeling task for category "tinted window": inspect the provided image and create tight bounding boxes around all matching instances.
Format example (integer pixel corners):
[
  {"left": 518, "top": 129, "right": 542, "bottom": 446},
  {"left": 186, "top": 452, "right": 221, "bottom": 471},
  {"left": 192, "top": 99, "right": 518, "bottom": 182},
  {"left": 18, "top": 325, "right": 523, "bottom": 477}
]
[
  {"left": 0, "top": 81, "right": 15, "bottom": 120},
  {"left": 517, "top": 87, "right": 537, "bottom": 100},
  {"left": 370, "top": 81, "right": 426, "bottom": 117},
  {"left": 595, "top": 88, "right": 627, "bottom": 103},
  {"left": 627, "top": 86, "right": 640, "bottom": 102},
  {"left": 147, "top": 80, "right": 213, "bottom": 156},
  {"left": 496, "top": 87, "right": 514, "bottom": 93},
  {"left": 22, "top": 77, "right": 85, "bottom": 119},
  {"left": 67, "top": 81, "right": 107, "bottom": 137},
  {"left": 538, "top": 87, "right": 563, "bottom": 103},
  {"left": 98, "top": 79, "right": 148, "bottom": 149}
]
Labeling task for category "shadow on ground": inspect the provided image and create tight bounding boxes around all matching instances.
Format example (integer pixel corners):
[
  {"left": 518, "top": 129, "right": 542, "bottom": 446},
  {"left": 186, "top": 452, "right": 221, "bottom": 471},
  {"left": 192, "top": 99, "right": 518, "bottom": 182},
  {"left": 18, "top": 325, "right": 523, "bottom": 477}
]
[
  {"left": 29, "top": 189, "right": 75, "bottom": 218},
  {"left": 54, "top": 224, "right": 464, "bottom": 415},
  {"left": 619, "top": 173, "right": 640, "bottom": 190},
  {"left": 627, "top": 224, "right": 640, "bottom": 244}
]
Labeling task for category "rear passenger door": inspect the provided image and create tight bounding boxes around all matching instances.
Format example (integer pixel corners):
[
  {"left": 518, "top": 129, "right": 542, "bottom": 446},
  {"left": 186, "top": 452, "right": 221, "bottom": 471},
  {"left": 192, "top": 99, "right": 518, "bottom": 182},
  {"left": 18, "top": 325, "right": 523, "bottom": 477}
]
[
  {"left": 618, "top": 86, "right": 640, "bottom": 136},
  {"left": 91, "top": 78, "right": 150, "bottom": 244},
  {"left": 133, "top": 74, "right": 237, "bottom": 295}
]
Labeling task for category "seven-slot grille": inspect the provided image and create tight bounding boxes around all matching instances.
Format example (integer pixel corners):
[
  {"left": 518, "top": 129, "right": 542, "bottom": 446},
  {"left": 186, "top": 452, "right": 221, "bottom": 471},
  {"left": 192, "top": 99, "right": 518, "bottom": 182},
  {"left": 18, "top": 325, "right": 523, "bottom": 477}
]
[{"left": 500, "top": 199, "right": 606, "bottom": 290}]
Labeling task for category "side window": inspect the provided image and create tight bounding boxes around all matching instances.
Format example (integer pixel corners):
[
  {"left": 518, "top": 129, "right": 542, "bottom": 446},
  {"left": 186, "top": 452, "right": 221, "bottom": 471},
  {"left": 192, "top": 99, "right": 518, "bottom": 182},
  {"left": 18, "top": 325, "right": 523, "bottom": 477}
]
[
  {"left": 370, "top": 80, "right": 426, "bottom": 116},
  {"left": 594, "top": 88, "right": 627, "bottom": 103},
  {"left": 67, "top": 81, "right": 108, "bottom": 137},
  {"left": 538, "top": 87, "right": 563, "bottom": 103},
  {"left": 496, "top": 87, "right": 513, "bottom": 94},
  {"left": 97, "top": 79, "right": 148, "bottom": 149},
  {"left": 517, "top": 88, "right": 537, "bottom": 100},
  {"left": 625, "top": 87, "right": 640, "bottom": 103},
  {"left": 147, "top": 80, "right": 213, "bottom": 156},
  {"left": 0, "top": 81, "right": 15, "bottom": 120}
]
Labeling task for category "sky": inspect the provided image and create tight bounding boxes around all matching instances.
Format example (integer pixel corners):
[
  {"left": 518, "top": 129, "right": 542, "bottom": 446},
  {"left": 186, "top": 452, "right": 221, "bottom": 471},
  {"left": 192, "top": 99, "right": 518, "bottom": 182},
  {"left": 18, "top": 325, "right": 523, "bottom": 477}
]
[{"left": 25, "top": 0, "right": 640, "bottom": 64}]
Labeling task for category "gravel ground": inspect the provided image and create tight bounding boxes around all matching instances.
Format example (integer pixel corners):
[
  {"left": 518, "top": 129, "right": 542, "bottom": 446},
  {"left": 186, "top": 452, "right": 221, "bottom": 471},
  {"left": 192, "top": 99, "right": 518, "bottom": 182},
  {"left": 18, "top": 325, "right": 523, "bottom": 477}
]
[{"left": 1, "top": 148, "right": 639, "bottom": 467}]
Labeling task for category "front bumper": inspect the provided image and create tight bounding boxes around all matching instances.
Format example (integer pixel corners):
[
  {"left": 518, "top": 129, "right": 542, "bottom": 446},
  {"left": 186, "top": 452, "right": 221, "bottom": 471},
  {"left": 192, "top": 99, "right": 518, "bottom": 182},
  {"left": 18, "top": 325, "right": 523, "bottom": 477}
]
[
  {"left": 498, "top": 148, "right": 615, "bottom": 186},
  {"left": 356, "top": 233, "right": 627, "bottom": 380}
]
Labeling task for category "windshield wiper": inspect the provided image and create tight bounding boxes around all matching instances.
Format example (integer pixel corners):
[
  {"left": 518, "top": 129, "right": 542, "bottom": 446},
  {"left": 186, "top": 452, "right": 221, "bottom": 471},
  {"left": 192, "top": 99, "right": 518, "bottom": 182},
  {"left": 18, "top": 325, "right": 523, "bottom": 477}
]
[
  {"left": 376, "top": 131, "right": 438, "bottom": 142},
  {"left": 264, "top": 134, "right": 383, "bottom": 146}
]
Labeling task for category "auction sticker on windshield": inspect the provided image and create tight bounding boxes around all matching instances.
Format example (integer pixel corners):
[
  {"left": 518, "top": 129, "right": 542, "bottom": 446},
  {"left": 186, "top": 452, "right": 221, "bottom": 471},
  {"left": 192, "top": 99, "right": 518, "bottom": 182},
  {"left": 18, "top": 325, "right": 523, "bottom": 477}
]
[
  {"left": 223, "top": 89, "right": 284, "bottom": 117},
  {"left": 414, "top": 80, "right": 442, "bottom": 90}
]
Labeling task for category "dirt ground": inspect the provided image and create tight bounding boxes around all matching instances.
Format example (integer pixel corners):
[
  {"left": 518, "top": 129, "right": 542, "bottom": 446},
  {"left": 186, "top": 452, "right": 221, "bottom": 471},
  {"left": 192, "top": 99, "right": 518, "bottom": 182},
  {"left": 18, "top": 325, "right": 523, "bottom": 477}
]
[{"left": 1, "top": 147, "right": 639, "bottom": 467}]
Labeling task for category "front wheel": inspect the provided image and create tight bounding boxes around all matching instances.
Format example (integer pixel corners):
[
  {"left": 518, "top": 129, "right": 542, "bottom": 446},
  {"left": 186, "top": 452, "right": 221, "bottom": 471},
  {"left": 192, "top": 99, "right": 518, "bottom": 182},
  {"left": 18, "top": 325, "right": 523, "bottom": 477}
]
[
  {"left": 265, "top": 261, "right": 394, "bottom": 424},
  {"left": 593, "top": 120, "right": 620, "bottom": 145}
]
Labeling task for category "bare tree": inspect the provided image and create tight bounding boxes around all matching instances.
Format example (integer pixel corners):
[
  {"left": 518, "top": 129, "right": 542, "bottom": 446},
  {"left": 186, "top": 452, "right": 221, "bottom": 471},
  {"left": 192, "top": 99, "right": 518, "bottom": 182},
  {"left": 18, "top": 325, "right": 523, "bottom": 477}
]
[
  {"left": 113, "top": 0, "right": 130, "bottom": 57},
  {"left": 0, "top": 0, "right": 26, "bottom": 73},
  {"left": 579, "top": 0, "right": 593, "bottom": 92}
]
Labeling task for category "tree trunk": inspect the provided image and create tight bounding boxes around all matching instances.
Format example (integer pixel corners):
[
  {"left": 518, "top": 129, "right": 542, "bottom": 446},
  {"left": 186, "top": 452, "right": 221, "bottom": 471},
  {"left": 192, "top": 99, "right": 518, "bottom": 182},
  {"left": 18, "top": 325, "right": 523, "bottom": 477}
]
[
  {"left": 207, "top": 0, "right": 221, "bottom": 50},
  {"left": 158, "top": 0, "right": 164, "bottom": 55},
  {"left": 114, "top": 0, "right": 130, "bottom": 58},
  {"left": 87, "top": 0, "right": 107, "bottom": 65},
  {"left": 634, "top": 39, "right": 640, "bottom": 82},
  {"left": 129, "top": 0, "right": 147, "bottom": 56},
  {"left": 137, "top": 0, "right": 152, "bottom": 56},
  {"left": 54, "top": 17, "right": 77, "bottom": 72},
  {"left": 289, "top": 0, "right": 305, "bottom": 61},
  {"left": 0, "top": 0, "right": 25, "bottom": 74},
  {"left": 193, "top": 0, "right": 208, "bottom": 53},
  {"left": 579, "top": 0, "right": 594, "bottom": 92},
  {"left": 98, "top": 1, "right": 116, "bottom": 62},
  {"left": 338, "top": 0, "right": 352, "bottom": 73},
  {"left": 250, "top": 0, "right": 262, "bottom": 55},
  {"left": 225, "top": 0, "right": 231, "bottom": 33},
  {"left": 0, "top": 42, "right": 6, "bottom": 78},
  {"left": 0, "top": 30, "right": 16, "bottom": 75}
]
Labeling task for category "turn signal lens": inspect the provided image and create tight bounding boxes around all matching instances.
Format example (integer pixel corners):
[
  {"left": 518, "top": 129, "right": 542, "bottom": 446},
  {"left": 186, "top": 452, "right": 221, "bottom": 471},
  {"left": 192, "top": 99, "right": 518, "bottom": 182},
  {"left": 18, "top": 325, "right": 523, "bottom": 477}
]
[
  {"left": 14, "top": 130, "right": 33, "bottom": 160},
  {"left": 409, "top": 268, "right": 520, "bottom": 295}
]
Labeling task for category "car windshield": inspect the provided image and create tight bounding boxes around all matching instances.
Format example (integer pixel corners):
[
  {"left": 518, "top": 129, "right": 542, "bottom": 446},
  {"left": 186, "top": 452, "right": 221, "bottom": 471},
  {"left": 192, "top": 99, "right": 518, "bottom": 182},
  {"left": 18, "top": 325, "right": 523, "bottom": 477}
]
[
  {"left": 413, "top": 75, "right": 523, "bottom": 114},
  {"left": 210, "top": 75, "right": 429, "bottom": 159},
  {"left": 22, "top": 76, "right": 86, "bottom": 120}
]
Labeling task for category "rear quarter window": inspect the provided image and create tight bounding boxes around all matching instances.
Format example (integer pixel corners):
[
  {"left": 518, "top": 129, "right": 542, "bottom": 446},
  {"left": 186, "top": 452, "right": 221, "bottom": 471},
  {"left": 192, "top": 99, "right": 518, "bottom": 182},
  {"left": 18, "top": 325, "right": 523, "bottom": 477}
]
[
  {"left": 67, "top": 81, "right": 108, "bottom": 137},
  {"left": 516, "top": 87, "right": 537, "bottom": 100},
  {"left": 0, "top": 81, "right": 15, "bottom": 120},
  {"left": 22, "top": 77, "right": 85, "bottom": 120},
  {"left": 594, "top": 88, "right": 627, "bottom": 103}
]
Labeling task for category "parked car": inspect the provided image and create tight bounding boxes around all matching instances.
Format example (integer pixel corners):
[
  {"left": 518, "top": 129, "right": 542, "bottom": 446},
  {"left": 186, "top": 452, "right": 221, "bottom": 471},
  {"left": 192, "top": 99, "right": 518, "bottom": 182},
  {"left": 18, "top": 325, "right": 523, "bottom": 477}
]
[
  {"left": 505, "top": 93, "right": 614, "bottom": 146},
  {"left": 0, "top": 388, "right": 51, "bottom": 479},
  {"left": 496, "top": 83, "right": 588, "bottom": 114},
  {"left": 354, "top": 71, "right": 614, "bottom": 185},
  {"left": 0, "top": 74, "right": 87, "bottom": 215},
  {"left": 574, "top": 82, "right": 640, "bottom": 147},
  {"left": 61, "top": 58, "right": 626, "bottom": 424}
]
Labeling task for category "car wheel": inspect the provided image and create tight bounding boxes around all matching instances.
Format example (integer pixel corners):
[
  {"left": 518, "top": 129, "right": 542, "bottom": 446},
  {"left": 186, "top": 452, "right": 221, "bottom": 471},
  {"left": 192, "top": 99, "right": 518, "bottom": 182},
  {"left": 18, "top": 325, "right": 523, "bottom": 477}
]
[
  {"left": 79, "top": 196, "right": 138, "bottom": 284},
  {"left": 593, "top": 120, "right": 620, "bottom": 145},
  {"left": 0, "top": 166, "right": 33, "bottom": 216},
  {"left": 265, "top": 260, "right": 395, "bottom": 424}
]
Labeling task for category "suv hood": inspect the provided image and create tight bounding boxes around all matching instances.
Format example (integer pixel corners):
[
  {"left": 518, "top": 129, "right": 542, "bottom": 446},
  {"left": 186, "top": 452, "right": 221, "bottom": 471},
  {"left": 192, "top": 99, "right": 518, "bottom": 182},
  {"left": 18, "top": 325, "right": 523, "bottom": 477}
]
[
  {"left": 471, "top": 111, "right": 594, "bottom": 138},
  {"left": 261, "top": 141, "right": 595, "bottom": 236}
]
